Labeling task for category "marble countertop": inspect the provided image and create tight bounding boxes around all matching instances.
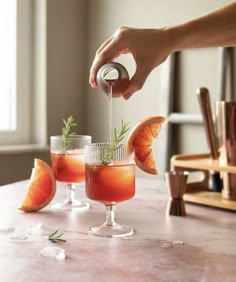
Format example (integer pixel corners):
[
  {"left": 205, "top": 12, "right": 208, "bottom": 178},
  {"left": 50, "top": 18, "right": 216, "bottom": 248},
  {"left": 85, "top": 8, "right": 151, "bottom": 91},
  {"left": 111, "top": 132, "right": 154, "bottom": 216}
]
[{"left": 0, "top": 177, "right": 236, "bottom": 282}]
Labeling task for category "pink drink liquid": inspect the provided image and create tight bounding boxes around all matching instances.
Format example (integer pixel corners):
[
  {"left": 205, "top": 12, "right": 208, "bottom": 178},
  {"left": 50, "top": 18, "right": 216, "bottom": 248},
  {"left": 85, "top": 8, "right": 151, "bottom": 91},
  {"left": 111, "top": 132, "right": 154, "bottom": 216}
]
[
  {"left": 51, "top": 149, "right": 85, "bottom": 183},
  {"left": 86, "top": 161, "right": 135, "bottom": 204}
]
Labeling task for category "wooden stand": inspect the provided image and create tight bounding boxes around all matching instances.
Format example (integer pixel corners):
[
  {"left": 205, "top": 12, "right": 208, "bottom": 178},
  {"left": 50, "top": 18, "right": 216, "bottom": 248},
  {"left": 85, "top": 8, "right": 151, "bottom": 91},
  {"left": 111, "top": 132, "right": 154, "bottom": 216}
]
[{"left": 171, "top": 153, "right": 236, "bottom": 211}]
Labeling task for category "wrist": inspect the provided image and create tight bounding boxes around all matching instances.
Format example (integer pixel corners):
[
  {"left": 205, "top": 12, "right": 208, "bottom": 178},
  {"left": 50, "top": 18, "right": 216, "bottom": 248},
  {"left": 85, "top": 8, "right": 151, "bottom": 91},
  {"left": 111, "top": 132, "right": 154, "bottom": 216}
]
[{"left": 164, "top": 25, "right": 186, "bottom": 52}]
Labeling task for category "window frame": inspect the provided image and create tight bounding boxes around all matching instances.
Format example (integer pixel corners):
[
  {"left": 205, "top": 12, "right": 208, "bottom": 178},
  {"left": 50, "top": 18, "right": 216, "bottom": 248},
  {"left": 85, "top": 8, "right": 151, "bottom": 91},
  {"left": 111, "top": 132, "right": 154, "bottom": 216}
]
[{"left": 0, "top": 0, "right": 47, "bottom": 148}]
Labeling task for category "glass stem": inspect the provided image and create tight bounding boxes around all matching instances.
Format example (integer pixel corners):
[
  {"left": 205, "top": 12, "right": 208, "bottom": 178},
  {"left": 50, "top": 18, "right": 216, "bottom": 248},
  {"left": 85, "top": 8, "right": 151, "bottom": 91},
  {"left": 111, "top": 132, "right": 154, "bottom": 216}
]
[
  {"left": 67, "top": 184, "right": 76, "bottom": 203},
  {"left": 105, "top": 205, "right": 116, "bottom": 226}
]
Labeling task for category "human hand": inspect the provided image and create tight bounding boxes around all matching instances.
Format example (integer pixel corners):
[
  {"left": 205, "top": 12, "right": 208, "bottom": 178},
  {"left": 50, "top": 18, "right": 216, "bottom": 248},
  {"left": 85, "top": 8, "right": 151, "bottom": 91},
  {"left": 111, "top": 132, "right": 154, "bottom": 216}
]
[{"left": 89, "top": 27, "right": 172, "bottom": 99}]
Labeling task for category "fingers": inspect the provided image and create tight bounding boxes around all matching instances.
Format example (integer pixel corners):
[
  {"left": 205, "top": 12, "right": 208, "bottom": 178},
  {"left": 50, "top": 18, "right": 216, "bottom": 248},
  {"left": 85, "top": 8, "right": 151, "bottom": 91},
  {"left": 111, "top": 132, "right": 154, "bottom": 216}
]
[
  {"left": 89, "top": 27, "right": 154, "bottom": 99},
  {"left": 89, "top": 50, "right": 119, "bottom": 87},
  {"left": 123, "top": 65, "right": 150, "bottom": 100},
  {"left": 96, "top": 36, "right": 113, "bottom": 56},
  {"left": 89, "top": 35, "right": 114, "bottom": 87},
  {"left": 89, "top": 28, "right": 129, "bottom": 87}
]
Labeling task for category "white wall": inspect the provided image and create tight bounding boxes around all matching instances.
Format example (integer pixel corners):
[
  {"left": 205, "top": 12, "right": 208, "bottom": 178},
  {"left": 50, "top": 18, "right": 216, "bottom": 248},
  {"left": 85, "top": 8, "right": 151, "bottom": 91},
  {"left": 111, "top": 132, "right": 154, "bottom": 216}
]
[
  {"left": 86, "top": 0, "right": 234, "bottom": 177},
  {"left": 47, "top": 0, "right": 88, "bottom": 137},
  {"left": 0, "top": 0, "right": 234, "bottom": 185}
]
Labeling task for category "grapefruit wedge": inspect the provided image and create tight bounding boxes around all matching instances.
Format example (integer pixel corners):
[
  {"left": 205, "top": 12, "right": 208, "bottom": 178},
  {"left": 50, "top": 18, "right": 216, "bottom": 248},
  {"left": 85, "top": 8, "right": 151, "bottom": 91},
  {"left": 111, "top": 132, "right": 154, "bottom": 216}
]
[
  {"left": 18, "top": 159, "right": 56, "bottom": 212},
  {"left": 126, "top": 116, "right": 167, "bottom": 174}
]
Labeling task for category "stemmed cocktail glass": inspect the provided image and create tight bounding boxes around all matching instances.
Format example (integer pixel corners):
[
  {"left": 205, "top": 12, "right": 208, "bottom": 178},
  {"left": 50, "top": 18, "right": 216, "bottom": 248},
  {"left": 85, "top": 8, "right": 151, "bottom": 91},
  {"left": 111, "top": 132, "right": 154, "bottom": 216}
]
[
  {"left": 85, "top": 143, "right": 135, "bottom": 237},
  {"left": 50, "top": 135, "right": 91, "bottom": 210}
]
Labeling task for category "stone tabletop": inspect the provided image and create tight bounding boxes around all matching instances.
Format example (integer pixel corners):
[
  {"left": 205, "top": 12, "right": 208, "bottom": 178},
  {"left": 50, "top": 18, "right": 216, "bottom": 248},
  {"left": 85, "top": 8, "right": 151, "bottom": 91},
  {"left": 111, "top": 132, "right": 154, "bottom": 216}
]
[{"left": 0, "top": 177, "right": 236, "bottom": 282}]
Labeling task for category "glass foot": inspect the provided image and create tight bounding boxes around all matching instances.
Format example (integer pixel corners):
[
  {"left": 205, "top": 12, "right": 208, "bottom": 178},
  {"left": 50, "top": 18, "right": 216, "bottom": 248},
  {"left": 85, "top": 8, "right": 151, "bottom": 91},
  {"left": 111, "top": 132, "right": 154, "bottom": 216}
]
[
  {"left": 51, "top": 199, "right": 90, "bottom": 211},
  {"left": 89, "top": 223, "right": 134, "bottom": 238}
]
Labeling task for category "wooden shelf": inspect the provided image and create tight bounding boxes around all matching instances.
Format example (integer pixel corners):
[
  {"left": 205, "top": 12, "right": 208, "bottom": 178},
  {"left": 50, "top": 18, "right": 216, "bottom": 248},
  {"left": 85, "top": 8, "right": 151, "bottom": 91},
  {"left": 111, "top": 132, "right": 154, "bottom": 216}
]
[
  {"left": 171, "top": 153, "right": 236, "bottom": 173},
  {"left": 171, "top": 153, "right": 236, "bottom": 211}
]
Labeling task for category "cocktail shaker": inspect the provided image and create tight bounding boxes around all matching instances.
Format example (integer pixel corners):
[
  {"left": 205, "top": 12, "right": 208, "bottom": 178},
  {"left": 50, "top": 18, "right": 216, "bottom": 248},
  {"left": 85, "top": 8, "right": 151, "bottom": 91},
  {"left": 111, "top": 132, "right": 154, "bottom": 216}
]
[{"left": 96, "top": 62, "right": 129, "bottom": 98}]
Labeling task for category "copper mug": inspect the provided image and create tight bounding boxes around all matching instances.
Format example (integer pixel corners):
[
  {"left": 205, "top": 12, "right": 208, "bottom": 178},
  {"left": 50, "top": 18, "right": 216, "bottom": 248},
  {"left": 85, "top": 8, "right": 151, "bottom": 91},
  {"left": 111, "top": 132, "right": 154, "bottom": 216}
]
[{"left": 215, "top": 101, "right": 236, "bottom": 200}]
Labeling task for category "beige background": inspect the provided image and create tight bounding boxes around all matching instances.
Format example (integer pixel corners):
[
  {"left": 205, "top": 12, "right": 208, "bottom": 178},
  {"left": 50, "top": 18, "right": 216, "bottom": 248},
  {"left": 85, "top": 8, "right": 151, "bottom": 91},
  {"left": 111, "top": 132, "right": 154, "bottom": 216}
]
[{"left": 0, "top": 0, "right": 234, "bottom": 185}]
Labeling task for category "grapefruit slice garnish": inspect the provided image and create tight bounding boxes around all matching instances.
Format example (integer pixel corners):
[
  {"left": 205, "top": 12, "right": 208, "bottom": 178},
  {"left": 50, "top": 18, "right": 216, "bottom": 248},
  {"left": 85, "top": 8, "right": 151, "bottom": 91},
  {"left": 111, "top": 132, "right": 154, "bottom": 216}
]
[
  {"left": 18, "top": 159, "right": 56, "bottom": 212},
  {"left": 126, "top": 116, "right": 167, "bottom": 174}
]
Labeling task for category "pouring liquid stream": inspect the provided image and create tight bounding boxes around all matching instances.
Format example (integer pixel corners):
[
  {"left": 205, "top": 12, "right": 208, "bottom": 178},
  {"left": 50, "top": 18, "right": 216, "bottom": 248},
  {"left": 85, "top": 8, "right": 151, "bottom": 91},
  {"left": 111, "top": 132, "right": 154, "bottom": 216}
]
[
  {"left": 97, "top": 63, "right": 129, "bottom": 142},
  {"left": 103, "top": 69, "right": 119, "bottom": 144},
  {"left": 108, "top": 82, "right": 113, "bottom": 144},
  {"left": 106, "top": 81, "right": 115, "bottom": 144}
]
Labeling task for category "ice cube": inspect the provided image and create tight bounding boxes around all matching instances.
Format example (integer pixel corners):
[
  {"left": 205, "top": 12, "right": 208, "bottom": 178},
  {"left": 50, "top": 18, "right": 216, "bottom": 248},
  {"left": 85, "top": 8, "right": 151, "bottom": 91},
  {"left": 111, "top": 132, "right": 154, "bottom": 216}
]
[
  {"left": 26, "top": 222, "right": 46, "bottom": 235},
  {"left": 8, "top": 233, "right": 28, "bottom": 240},
  {"left": 0, "top": 223, "right": 15, "bottom": 233},
  {"left": 172, "top": 240, "right": 184, "bottom": 246},
  {"left": 39, "top": 246, "right": 66, "bottom": 261},
  {"left": 161, "top": 242, "right": 173, "bottom": 248}
]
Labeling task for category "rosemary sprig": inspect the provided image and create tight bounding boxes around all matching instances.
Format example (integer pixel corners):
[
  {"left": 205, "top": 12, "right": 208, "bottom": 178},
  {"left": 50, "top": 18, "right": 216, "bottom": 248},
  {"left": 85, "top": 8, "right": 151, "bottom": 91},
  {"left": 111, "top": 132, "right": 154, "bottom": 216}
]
[
  {"left": 100, "top": 119, "right": 130, "bottom": 165},
  {"left": 62, "top": 115, "right": 77, "bottom": 151},
  {"left": 112, "top": 119, "right": 130, "bottom": 145},
  {"left": 47, "top": 230, "right": 66, "bottom": 243}
]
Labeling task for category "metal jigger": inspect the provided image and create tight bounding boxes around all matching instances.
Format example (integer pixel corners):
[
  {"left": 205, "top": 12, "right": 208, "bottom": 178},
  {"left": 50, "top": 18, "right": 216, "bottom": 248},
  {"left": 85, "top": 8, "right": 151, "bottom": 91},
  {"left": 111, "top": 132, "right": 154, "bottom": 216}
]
[{"left": 165, "top": 171, "right": 189, "bottom": 216}]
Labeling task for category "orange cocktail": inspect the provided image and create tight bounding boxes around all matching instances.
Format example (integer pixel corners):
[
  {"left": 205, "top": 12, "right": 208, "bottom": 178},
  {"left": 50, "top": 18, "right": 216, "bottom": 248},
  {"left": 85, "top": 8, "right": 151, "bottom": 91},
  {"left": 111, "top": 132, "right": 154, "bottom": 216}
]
[
  {"left": 50, "top": 135, "right": 91, "bottom": 210},
  {"left": 85, "top": 143, "right": 135, "bottom": 237},
  {"left": 51, "top": 149, "right": 85, "bottom": 183},
  {"left": 86, "top": 161, "right": 135, "bottom": 204}
]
